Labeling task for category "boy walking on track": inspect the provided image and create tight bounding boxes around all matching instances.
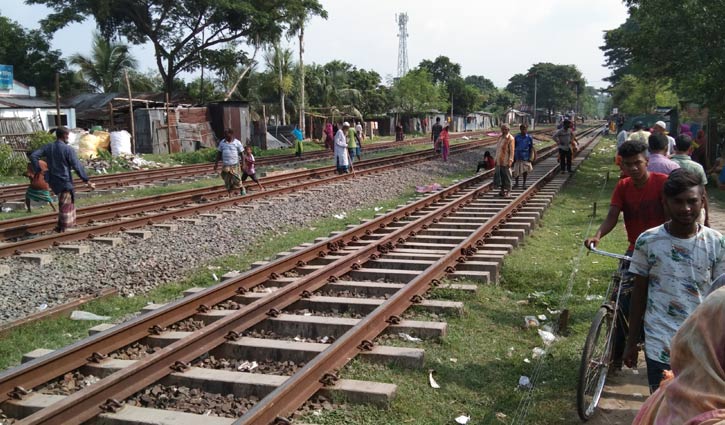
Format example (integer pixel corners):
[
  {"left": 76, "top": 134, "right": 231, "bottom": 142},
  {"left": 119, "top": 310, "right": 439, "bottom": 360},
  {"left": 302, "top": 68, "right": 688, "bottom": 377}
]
[
  {"left": 241, "top": 145, "right": 264, "bottom": 191},
  {"left": 553, "top": 119, "right": 577, "bottom": 173}
]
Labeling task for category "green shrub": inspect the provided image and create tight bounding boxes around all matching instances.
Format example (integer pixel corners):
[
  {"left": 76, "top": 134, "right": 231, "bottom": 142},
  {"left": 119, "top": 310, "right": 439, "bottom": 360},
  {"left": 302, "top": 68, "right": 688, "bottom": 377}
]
[
  {"left": 0, "top": 144, "right": 27, "bottom": 176},
  {"left": 170, "top": 148, "right": 217, "bottom": 164},
  {"left": 27, "top": 131, "right": 55, "bottom": 152}
]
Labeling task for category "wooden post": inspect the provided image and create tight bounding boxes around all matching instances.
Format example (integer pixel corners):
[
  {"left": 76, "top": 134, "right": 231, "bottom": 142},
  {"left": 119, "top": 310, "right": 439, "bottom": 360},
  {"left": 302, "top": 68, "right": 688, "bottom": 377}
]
[
  {"left": 54, "top": 73, "right": 61, "bottom": 127},
  {"left": 124, "top": 70, "right": 136, "bottom": 154},
  {"left": 165, "top": 92, "right": 171, "bottom": 154},
  {"left": 108, "top": 102, "right": 115, "bottom": 128},
  {"left": 261, "top": 104, "right": 268, "bottom": 150}
]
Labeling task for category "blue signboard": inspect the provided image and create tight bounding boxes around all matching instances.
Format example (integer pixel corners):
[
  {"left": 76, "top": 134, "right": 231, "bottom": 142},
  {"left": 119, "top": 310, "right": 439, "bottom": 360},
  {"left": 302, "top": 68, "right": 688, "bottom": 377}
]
[{"left": 0, "top": 65, "right": 13, "bottom": 91}]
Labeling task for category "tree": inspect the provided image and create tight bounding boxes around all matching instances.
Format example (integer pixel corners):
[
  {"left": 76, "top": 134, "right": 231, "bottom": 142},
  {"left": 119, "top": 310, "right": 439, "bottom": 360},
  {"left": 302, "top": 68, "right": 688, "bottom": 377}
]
[
  {"left": 464, "top": 75, "right": 496, "bottom": 93},
  {"left": 601, "top": 1, "right": 725, "bottom": 115},
  {"left": 447, "top": 77, "right": 479, "bottom": 115},
  {"left": 264, "top": 44, "right": 295, "bottom": 125},
  {"left": 69, "top": 32, "right": 137, "bottom": 93},
  {"left": 418, "top": 56, "right": 461, "bottom": 85},
  {"left": 608, "top": 74, "right": 678, "bottom": 116},
  {"left": 391, "top": 69, "right": 447, "bottom": 115},
  {"left": 506, "top": 63, "right": 584, "bottom": 114},
  {"left": 285, "top": 4, "right": 328, "bottom": 134},
  {"left": 30, "top": 0, "right": 326, "bottom": 96},
  {"left": 0, "top": 15, "right": 69, "bottom": 95}
]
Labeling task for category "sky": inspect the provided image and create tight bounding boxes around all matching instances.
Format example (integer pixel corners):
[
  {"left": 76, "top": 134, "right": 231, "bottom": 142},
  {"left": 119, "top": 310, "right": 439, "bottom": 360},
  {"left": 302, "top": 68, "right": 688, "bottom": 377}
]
[{"left": 1, "top": 0, "right": 628, "bottom": 89}]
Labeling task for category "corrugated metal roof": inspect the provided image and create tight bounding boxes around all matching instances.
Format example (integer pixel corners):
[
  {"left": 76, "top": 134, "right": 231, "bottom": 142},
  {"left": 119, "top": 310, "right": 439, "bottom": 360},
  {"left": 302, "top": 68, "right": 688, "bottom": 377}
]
[{"left": 0, "top": 97, "right": 57, "bottom": 108}]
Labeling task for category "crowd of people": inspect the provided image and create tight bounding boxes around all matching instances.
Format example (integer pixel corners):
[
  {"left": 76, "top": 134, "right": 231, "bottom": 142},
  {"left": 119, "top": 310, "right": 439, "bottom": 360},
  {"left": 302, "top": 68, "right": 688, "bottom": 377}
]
[{"left": 585, "top": 121, "right": 725, "bottom": 422}]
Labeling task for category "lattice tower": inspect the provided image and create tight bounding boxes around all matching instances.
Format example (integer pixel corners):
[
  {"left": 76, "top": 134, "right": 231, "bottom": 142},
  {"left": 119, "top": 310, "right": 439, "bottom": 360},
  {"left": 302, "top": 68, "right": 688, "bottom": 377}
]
[{"left": 396, "top": 13, "right": 409, "bottom": 78}]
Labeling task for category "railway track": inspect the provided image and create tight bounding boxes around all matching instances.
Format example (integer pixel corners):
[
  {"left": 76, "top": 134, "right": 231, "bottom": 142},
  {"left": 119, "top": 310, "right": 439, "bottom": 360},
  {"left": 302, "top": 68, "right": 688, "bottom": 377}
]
[
  {"left": 0, "top": 127, "right": 602, "bottom": 424},
  {"left": 0, "top": 130, "right": 499, "bottom": 204},
  {"left": 0, "top": 128, "right": 559, "bottom": 257}
]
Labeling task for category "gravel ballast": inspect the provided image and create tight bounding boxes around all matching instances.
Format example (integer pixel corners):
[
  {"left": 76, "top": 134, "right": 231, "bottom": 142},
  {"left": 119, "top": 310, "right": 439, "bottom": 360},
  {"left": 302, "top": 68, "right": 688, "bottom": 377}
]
[{"left": 0, "top": 152, "right": 479, "bottom": 324}]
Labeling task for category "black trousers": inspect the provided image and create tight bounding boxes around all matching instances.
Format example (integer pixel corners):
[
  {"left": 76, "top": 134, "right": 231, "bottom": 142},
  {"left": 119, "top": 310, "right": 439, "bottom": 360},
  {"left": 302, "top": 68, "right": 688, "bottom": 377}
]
[{"left": 559, "top": 148, "right": 572, "bottom": 172}]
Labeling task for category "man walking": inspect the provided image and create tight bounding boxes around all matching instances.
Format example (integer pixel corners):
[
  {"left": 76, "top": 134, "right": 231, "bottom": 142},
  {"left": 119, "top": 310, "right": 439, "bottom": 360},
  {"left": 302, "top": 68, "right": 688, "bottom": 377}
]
[
  {"left": 513, "top": 124, "right": 535, "bottom": 188},
  {"left": 30, "top": 126, "right": 94, "bottom": 232},
  {"left": 584, "top": 140, "right": 669, "bottom": 373},
  {"left": 214, "top": 128, "right": 246, "bottom": 196},
  {"left": 431, "top": 117, "right": 443, "bottom": 153},
  {"left": 334, "top": 122, "right": 350, "bottom": 174},
  {"left": 624, "top": 169, "right": 725, "bottom": 393},
  {"left": 651, "top": 120, "right": 676, "bottom": 155},
  {"left": 647, "top": 133, "right": 680, "bottom": 175},
  {"left": 494, "top": 123, "right": 515, "bottom": 197},
  {"left": 553, "top": 119, "right": 576, "bottom": 173}
]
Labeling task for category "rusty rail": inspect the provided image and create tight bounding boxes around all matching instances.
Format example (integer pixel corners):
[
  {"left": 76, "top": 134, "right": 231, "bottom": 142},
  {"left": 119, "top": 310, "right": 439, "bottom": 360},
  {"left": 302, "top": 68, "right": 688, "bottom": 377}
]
[{"left": 2, "top": 127, "right": 601, "bottom": 425}]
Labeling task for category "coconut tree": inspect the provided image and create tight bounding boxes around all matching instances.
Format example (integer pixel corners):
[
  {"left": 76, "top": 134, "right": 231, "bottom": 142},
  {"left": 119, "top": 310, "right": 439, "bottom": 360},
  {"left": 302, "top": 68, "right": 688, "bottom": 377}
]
[
  {"left": 264, "top": 44, "right": 295, "bottom": 125},
  {"left": 70, "top": 32, "right": 137, "bottom": 93},
  {"left": 286, "top": 6, "right": 327, "bottom": 134}
]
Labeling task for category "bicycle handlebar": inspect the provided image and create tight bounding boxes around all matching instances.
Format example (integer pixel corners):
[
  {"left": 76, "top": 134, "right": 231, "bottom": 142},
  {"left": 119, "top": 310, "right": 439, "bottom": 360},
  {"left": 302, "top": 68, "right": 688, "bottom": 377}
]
[{"left": 587, "top": 243, "right": 632, "bottom": 262}]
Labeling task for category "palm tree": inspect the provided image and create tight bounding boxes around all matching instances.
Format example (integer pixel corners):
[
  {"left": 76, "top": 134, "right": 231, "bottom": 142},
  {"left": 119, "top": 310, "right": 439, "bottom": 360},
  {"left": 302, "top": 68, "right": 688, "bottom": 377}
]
[
  {"left": 264, "top": 44, "right": 295, "bottom": 125},
  {"left": 70, "top": 32, "right": 138, "bottom": 93},
  {"left": 286, "top": 6, "right": 327, "bottom": 134}
]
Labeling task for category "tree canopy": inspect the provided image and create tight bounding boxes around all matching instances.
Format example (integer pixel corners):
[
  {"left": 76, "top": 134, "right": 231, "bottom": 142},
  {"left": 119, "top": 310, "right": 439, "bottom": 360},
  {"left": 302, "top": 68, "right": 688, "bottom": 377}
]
[
  {"left": 0, "top": 15, "right": 69, "bottom": 95},
  {"left": 70, "top": 32, "right": 137, "bottom": 93},
  {"left": 28, "top": 0, "right": 325, "bottom": 94},
  {"left": 506, "top": 63, "right": 586, "bottom": 114},
  {"left": 390, "top": 69, "right": 447, "bottom": 115},
  {"left": 601, "top": 0, "right": 725, "bottom": 115}
]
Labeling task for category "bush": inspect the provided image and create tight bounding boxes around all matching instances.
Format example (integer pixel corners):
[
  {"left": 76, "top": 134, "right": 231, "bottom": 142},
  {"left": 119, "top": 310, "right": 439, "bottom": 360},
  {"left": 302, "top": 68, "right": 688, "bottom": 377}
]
[
  {"left": 170, "top": 148, "right": 217, "bottom": 164},
  {"left": 27, "top": 131, "right": 55, "bottom": 152},
  {"left": 0, "top": 144, "right": 27, "bottom": 176}
]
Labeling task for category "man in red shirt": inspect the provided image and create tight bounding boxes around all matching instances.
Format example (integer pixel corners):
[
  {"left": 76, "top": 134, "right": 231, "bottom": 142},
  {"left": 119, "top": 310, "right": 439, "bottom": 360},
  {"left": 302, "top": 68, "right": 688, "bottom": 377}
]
[{"left": 584, "top": 140, "right": 668, "bottom": 372}]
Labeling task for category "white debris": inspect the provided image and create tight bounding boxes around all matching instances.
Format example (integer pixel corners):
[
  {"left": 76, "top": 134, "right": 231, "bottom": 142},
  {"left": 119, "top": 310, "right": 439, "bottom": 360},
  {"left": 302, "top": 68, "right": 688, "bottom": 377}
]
[
  {"left": 237, "top": 361, "right": 258, "bottom": 372},
  {"left": 538, "top": 329, "right": 556, "bottom": 346},
  {"left": 320, "top": 336, "right": 331, "bottom": 344},
  {"left": 398, "top": 332, "right": 422, "bottom": 343},
  {"left": 212, "top": 273, "right": 218, "bottom": 281},
  {"left": 332, "top": 212, "right": 347, "bottom": 219},
  {"left": 524, "top": 358, "right": 531, "bottom": 364},
  {"left": 532, "top": 347, "right": 546, "bottom": 358},
  {"left": 38, "top": 303, "right": 48, "bottom": 311},
  {"left": 537, "top": 314, "right": 547, "bottom": 321},
  {"left": 586, "top": 294, "right": 604, "bottom": 301},
  {"left": 70, "top": 311, "right": 111, "bottom": 321},
  {"left": 455, "top": 415, "right": 471, "bottom": 424},
  {"left": 428, "top": 370, "right": 440, "bottom": 389},
  {"left": 524, "top": 316, "right": 540, "bottom": 328},
  {"left": 518, "top": 375, "right": 532, "bottom": 389}
]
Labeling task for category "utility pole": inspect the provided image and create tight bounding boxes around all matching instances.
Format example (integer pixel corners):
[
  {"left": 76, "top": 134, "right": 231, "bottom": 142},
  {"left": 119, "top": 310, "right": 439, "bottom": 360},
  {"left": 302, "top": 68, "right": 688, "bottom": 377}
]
[
  {"left": 54, "top": 73, "right": 61, "bottom": 127},
  {"left": 527, "top": 71, "right": 538, "bottom": 129}
]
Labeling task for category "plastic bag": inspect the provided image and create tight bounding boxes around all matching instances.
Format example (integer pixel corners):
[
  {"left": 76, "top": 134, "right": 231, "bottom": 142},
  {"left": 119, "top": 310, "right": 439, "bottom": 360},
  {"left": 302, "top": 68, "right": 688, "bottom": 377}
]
[
  {"left": 78, "top": 134, "right": 100, "bottom": 159},
  {"left": 110, "top": 131, "right": 133, "bottom": 156}
]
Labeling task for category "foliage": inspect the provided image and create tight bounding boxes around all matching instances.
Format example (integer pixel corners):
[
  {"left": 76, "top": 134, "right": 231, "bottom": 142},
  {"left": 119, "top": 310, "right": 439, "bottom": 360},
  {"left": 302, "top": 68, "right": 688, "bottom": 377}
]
[
  {"left": 27, "top": 131, "right": 55, "bottom": 152},
  {"left": 0, "top": 16, "right": 71, "bottom": 96},
  {"left": 506, "top": 63, "right": 587, "bottom": 114},
  {"left": 608, "top": 74, "right": 678, "bottom": 116},
  {"left": 69, "top": 32, "right": 137, "bottom": 93},
  {"left": 0, "top": 144, "right": 26, "bottom": 176},
  {"left": 390, "top": 69, "right": 447, "bottom": 115},
  {"left": 601, "top": 0, "right": 724, "bottom": 116},
  {"left": 418, "top": 56, "right": 461, "bottom": 86},
  {"left": 447, "top": 77, "right": 480, "bottom": 115},
  {"left": 264, "top": 44, "right": 296, "bottom": 125},
  {"left": 170, "top": 148, "right": 217, "bottom": 164},
  {"left": 187, "top": 76, "right": 224, "bottom": 104},
  {"left": 30, "top": 0, "right": 326, "bottom": 94}
]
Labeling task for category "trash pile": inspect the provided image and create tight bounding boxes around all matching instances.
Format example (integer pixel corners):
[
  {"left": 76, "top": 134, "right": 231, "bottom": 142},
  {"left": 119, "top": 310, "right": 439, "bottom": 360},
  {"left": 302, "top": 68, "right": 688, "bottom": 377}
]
[{"left": 83, "top": 154, "right": 165, "bottom": 173}]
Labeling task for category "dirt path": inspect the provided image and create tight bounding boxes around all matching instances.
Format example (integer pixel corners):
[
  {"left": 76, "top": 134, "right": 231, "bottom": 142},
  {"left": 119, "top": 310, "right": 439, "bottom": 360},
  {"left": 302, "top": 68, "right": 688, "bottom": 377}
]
[{"left": 587, "top": 195, "right": 725, "bottom": 424}]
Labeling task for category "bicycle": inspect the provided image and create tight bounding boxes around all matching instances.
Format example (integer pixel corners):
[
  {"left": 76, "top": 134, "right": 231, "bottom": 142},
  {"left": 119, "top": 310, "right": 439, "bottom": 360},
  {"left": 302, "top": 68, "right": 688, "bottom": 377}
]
[{"left": 576, "top": 244, "right": 632, "bottom": 421}]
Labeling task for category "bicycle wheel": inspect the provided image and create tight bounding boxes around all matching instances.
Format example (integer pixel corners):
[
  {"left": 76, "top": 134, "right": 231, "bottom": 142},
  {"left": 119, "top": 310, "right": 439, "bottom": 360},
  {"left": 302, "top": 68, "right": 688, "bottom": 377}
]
[{"left": 577, "top": 306, "right": 614, "bottom": 421}]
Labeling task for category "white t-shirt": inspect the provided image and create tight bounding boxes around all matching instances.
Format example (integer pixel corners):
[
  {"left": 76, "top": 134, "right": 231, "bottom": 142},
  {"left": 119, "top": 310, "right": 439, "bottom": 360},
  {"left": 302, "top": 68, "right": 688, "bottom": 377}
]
[
  {"left": 629, "top": 224, "right": 725, "bottom": 364},
  {"left": 217, "top": 138, "right": 243, "bottom": 165}
]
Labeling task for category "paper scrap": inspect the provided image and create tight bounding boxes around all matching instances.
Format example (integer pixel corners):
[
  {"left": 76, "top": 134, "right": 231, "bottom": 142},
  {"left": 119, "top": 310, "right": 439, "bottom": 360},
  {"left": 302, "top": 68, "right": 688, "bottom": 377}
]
[
  {"left": 524, "top": 358, "right": 531, "bottom": 363},
  {"left": 537, "top": 314, "right": 547, "bottom": 321},
  {"left": 320, "top": 336, "right": 331, "bottom": 344},
  {"left": 399, "top": 332, "right": 422, "bottom": 342},
  {"left": 518, "top": 375, "right": 532, "bottom": 389},
  {"left": 455, "top": 415, "right": 471, "bottom": 424},
  {"left": 532, "top": 347, "right": 546, "bottom": 358},
  {"left": 237, "top": 361, "right": 258, "bottom": 371},
  {"left": 70, "top": 311, "right": 111, "bottom": 321},
  {"left": 333, "top": 212, "right": 347, "bottom": 219},
  {"left": 495, "top": 412, "right": 508, "bottom": 421},
  {"left": 538, "top": 329, "right": 556, "bottom": 346},
  {"left": 212, "top": 273, "right": 218, "bottom": 281},
  {"left": 585, "top": 294, "right": 604, "bottom": 301},
  {"left": 428, "top": 370, "right": 440, "bottom": 389},
  {"left": 449, "top": 358, "right": 458, "bottom": 363}
]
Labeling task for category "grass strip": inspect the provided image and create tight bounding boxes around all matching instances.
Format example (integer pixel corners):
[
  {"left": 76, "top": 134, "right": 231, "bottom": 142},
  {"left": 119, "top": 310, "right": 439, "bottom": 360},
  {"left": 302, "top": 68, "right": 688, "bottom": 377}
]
[{"left": 302, "top": 136, "right": 631, "bottom": 424}]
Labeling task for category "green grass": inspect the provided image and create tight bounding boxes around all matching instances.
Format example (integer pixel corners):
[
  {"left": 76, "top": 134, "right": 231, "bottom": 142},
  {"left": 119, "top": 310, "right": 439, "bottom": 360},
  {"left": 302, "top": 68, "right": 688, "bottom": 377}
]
[
  {"left": 301, "top": 136, "right": 630, "bottom": 424},
  {"left": 0, "top": 191, "right": 419, "bottom": 371}
]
